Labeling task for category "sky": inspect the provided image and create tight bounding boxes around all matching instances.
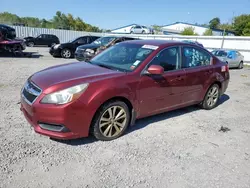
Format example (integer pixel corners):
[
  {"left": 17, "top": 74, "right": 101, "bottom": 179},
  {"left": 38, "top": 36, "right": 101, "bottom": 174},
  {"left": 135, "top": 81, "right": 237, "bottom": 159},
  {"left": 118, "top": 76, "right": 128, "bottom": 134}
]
[{"left": 1, "top": 0, "right": 250, "bottom": 29}]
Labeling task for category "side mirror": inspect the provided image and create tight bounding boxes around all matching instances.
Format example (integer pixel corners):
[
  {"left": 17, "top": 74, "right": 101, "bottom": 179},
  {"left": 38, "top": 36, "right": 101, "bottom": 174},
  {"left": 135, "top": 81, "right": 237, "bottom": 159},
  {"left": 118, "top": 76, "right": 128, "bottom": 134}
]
[{"left": 146, "top": 65, "right": 164, "bottom": 75}]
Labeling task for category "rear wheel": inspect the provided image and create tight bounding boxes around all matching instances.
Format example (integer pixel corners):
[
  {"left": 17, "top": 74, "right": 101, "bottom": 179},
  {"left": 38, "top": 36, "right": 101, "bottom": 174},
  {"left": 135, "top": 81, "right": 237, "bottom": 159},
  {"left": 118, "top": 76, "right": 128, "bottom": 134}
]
[
  {"left": 201, "top": 84, "right": 220, "bottom": 110},
  {"left": 142, "top": 30, "right": 145, "bottom": 34},
  {"left": 238, "top": 61, "right": 243, "bottom": 69},
  {"left": 61, "top": 48, "right": 72, "bottom": 58},
  {"left": 91, "top": 101, "right": 130, "bottom": 141}
]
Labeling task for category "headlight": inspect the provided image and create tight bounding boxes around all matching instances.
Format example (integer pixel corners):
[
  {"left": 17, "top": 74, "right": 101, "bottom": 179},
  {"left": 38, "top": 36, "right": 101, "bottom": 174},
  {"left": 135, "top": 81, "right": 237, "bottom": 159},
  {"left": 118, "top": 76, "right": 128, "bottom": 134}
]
[
  {"left": 53, "top": 44, "right": 60, "bottom": 49},
  {"left": 41, "top": 83, "right": 89, "bottom": 104}
]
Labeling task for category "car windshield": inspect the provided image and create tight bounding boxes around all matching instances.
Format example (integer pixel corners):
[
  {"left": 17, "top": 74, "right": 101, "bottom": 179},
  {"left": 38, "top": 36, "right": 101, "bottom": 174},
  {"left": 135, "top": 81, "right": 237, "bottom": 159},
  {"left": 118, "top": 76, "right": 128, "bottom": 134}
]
[
  {"left": 89, "top": 43, "right": 156, "bottom": 72},
  {"left": 92, "top": 37, "right": 116, "bottom": 46},
  {"left": 212, "top": 50, "right": 228, "bottom": 57}
]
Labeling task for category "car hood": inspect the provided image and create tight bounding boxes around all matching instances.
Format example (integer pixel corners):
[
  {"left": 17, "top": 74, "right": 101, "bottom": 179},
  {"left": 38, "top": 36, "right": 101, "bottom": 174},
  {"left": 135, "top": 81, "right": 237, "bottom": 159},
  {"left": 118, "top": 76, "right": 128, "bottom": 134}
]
[
  {"left": 30, "top": 62, "right": 123, "bottom": 91},
  {"left": 77, "top": 43, "right": 101, "bottom": 50}
]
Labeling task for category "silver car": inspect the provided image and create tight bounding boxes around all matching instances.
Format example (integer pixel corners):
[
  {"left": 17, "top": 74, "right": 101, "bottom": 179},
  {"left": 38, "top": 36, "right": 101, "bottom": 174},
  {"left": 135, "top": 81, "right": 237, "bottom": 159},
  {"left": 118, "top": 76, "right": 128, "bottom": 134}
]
[
  {"left": 211, "top": 49, "right": 244, "bottom": 69},
  {"left": 130, "top": 25, "right": 154, "bottom": 34}
]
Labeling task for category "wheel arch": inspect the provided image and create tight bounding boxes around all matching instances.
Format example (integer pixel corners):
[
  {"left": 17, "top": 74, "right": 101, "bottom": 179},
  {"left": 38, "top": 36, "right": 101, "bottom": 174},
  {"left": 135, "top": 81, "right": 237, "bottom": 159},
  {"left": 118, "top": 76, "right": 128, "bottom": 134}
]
[{"left": 89, "top": 95, "right": 136, "bottom": 134}]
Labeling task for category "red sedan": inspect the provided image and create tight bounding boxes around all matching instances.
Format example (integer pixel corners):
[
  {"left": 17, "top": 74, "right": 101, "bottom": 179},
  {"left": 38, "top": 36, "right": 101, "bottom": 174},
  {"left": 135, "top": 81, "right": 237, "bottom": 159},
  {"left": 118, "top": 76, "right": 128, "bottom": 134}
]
[{"left": 20, "top": 40, "right": 230, "bottom": 141}]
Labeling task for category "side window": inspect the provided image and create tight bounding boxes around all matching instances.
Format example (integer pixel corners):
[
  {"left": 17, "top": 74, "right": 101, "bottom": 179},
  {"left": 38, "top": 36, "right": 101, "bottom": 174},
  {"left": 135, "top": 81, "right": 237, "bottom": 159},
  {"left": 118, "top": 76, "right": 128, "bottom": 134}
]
[
  {"left": 77, "top": 37, "right": 87, "bottom": 44},
  {"left": 149, "top": 47, "right": 180, "bottom": 72},
  {"left": 114, "top": 39, "right": 123, "bottom": 44},
  {"left": 182, "top": 47, "right": 211, "bottom": 68}
]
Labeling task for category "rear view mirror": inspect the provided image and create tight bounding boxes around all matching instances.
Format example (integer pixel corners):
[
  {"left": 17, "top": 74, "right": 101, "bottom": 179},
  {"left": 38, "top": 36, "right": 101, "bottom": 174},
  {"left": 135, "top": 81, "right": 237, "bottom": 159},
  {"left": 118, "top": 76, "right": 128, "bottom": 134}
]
[{"left": 146, "top": 65, "right": 164, "bottom": 75}]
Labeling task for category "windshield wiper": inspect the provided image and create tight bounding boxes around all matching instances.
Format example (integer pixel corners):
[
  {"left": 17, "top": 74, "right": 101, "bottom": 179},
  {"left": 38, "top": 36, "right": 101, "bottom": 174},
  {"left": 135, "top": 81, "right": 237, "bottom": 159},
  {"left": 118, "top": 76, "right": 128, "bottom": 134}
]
[{"left": 96, "top": 63, "right": 114, "bottom": 70}]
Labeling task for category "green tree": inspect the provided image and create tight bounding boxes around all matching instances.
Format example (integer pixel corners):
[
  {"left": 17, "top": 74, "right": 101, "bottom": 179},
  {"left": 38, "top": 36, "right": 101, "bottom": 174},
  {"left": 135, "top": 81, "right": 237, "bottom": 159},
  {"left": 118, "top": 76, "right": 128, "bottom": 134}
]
[
  {"left": 180, "top": 27, "right": 198, "bottom": 35},
  {"left": 151, "top": 25, "right": 162, "bottom": 34},
  {"left": 209, "top": 17, "right": 220, "bottom": 29},
  {"left": 203, "top": 29, "right": 213, "bottom": 36},
  {"left": 232, "top": 14, "right": 250, "bottom": 35},
  {"left": 0, "top": 11, "right": 102, "bottom": 32},
  {"left": 242, "top": 22, "right": 250, "bottom": 36}
]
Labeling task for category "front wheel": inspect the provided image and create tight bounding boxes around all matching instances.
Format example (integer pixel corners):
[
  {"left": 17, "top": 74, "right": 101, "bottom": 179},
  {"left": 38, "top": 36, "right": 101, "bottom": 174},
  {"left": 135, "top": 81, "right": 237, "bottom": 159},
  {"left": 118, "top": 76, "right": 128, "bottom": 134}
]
[
  {"left": 91, "top": 101, "right": 130, "bottom": 141},
  {"left": 61, "top": 48, "right": 72, "bottom": 58},
  {"left": 200, "top": 84, "right": 220, "bottom": 110}
]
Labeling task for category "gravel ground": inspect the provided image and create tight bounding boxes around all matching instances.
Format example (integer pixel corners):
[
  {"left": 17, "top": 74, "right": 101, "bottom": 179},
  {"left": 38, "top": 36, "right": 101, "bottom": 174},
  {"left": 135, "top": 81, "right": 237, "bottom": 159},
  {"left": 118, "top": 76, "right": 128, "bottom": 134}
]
[{"left": 0, "top": 47, "right": 250, "bottom": 188}]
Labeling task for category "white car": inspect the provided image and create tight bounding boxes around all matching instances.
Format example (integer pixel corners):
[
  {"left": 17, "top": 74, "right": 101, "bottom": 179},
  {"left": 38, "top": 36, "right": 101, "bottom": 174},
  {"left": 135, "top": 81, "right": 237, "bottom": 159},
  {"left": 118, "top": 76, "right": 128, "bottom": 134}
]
[{"left": 130, "top": 25, "right": 154, "bottom": 34}]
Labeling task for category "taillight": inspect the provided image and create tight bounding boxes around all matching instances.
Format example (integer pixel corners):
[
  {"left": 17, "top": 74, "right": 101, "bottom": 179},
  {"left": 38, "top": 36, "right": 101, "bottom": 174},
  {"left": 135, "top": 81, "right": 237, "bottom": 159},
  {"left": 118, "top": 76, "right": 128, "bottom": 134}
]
[{"left": 221, "top": 64, "right": 229, "bottom": 72}]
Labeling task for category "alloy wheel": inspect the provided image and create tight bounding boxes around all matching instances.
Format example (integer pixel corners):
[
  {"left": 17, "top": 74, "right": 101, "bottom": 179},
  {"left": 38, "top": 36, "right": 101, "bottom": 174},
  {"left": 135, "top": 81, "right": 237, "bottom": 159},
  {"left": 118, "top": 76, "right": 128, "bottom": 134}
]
[
  {"left": 62, "top": 49, "right": 71, "bottom": 58},
  {"left": 206, "top": 86, "right": 219, "bottom": 107},
  {"left": 99, "top": 106, "right": 127, "bottom": 138}
]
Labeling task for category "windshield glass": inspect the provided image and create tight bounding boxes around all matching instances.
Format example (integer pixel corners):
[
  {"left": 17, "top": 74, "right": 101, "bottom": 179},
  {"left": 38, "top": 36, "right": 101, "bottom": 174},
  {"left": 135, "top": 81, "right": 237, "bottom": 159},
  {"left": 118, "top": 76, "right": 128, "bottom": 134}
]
[
  {"left": 92, "top": 37, "right": 116, "bottom": 46},
  {"left": 212, "top": 50, "right": 228, "bottom": 57},
  {"left": 89, "top": 43, "right": 156, "bottom": 72}
]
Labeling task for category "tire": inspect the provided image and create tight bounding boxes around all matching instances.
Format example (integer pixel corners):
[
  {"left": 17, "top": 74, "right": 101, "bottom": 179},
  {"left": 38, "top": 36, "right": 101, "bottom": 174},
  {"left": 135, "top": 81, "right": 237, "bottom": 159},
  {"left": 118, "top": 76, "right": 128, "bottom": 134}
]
[
  {"left": 142, "top": 30, "right": 145, "bottom": 34},
  {"left": 90, "top": 101, "right": 130, "bottom": 141},
  {"left": 61, "top": 48, "right": 72, "bottom": 58},
  {"left": 238, "top": 61, "right": 243, "bottom": 69},
  {"left": 200, "top": 84, "right": 220, "bottom": 110},
  {"left": 130, "top": 31, "right": 134, "bottom": 34},
  {"left": 27, "top": 42, "right": 34, "bottom": 47}
]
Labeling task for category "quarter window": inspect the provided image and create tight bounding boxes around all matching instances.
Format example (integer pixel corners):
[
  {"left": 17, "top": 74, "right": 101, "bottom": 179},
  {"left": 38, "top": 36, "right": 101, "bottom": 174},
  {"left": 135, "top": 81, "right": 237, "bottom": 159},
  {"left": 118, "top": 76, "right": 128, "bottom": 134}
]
[
  {"left": 149, "top": 47, "right": 181, "bottom": 71},
  {"left": 182, "top": 47, "right": 211, "bottom": 68}
]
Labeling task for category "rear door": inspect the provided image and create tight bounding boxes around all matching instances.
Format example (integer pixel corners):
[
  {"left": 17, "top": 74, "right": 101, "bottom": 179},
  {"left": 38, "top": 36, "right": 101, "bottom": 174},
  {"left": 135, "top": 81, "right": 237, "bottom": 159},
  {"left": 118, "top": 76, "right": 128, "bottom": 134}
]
[{"left": 181, "top": 45, "right": 214, "bottom": 104}]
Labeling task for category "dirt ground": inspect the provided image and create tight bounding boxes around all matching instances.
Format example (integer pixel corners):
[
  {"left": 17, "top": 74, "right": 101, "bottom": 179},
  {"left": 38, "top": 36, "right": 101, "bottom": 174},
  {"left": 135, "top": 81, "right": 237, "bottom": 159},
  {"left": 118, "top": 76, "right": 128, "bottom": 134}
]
[{"left": 0, "top": 47, "right": 250, "bottom": 188}]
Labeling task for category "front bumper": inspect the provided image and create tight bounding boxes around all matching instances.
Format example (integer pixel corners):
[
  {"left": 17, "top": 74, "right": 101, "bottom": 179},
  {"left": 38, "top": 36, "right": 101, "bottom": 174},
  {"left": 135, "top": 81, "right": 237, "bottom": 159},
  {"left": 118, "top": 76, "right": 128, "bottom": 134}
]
[
  {"left": 49, "top": 48, "right": 61, "bottom": 57},
  {"left": 75, "top": 51, "right": 93, "bottom": 62},
  {"left": 20, "top": 93, "right": 94, "bottom": 140}
]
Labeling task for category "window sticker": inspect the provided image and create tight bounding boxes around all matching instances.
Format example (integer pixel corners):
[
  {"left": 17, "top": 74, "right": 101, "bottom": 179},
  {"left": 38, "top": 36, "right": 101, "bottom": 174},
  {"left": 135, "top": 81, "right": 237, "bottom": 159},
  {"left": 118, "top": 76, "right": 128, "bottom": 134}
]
[
  {"left": 133, "top": 60, "right": 141, "bottom": 66},
  {"left": 142, "top": 45, "right": 159, "bottom": 50}
]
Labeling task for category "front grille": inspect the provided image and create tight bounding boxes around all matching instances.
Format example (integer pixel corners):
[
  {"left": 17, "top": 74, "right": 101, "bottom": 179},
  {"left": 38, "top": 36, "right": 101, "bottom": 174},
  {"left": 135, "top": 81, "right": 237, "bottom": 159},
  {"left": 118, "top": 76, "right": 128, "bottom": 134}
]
[{"left": 22, "top": 80, "right": 42, "bottom": 104}]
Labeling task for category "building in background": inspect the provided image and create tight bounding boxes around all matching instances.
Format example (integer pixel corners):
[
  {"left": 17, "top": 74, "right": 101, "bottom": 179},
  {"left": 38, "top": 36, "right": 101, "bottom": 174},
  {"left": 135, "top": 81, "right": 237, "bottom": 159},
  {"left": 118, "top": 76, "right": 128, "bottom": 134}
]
[{"left": 161, "top": 22, "right": 235, "bottom": 36}]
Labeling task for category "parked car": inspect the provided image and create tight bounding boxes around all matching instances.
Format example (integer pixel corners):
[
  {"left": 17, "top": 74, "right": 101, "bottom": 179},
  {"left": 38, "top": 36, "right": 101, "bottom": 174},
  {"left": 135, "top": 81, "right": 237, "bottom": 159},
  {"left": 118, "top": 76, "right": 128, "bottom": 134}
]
[
  {"left": 75, "top": 36, "right": 137, "bottom": 61},
  {"left": 20, "top": 40, "right": 229, "bottom": 141},
  {"left": 211, "top": 49, "right": 244, "bottom": 69},
  {"left": 0, "top": 24, "right": 16, "bottom": 39},
  {"left": 24, "top": 34, "right": 60, "bottom": 47},
  {"left": 49, "top": 35, "right": 100, "bottom": 58},
  {"left": 182, "top": 40, "right": 204, "bottom": 47},
  {"left": 130, "top": 25, "right": 154, "bottom": 34}
]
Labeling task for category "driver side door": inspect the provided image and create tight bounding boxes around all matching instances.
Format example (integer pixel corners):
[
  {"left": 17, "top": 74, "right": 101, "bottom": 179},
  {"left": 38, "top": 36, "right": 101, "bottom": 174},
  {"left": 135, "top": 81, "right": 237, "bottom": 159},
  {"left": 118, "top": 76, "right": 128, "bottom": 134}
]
[{"left": 138, "top": 46, "right": 187, "bottom": 117}]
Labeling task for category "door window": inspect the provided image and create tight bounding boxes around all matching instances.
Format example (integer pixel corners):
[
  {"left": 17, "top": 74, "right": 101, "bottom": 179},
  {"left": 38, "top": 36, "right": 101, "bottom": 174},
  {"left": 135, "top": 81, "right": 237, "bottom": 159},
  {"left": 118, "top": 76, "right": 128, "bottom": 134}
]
[
  {"left": 77, "top": 37, "right": 87, "bottom": 44},
  {"left": 149, "top": 47, "right": 181, "bottom": 72},
  {"left": 182, "top": 47, "right": 212, "bottom": 68}
]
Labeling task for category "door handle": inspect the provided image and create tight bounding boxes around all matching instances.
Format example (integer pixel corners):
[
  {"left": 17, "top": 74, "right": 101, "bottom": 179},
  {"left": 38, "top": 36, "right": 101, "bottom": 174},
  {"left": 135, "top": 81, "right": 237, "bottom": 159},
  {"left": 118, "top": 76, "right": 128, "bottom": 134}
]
[{"left": 170, "top": 75, "right": 185, "bottom": 82}]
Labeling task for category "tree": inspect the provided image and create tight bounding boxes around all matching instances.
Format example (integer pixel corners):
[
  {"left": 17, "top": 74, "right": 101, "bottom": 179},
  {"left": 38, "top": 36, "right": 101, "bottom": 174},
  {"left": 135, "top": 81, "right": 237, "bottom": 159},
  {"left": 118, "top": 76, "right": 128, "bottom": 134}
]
[
  {"left": 180, "top": 27, "right": 198, "bottom": 35},
  {"left": 209, "top": 17, "right": 220, "bottom": 29},
  {"left": 232, "top": 14, "right": 250, "bottom": 35},
  {"left": 0, "top": 11, "right": 101, "bottom": 32},
  {"left": 203, "top": 29, "right": 213, "bottom": 36},
  {"left": 151, "top": 25, "right": 162, "bottom": 34},
  {"left": 242, "top": 22, "right": 250, "bottom": 36}
]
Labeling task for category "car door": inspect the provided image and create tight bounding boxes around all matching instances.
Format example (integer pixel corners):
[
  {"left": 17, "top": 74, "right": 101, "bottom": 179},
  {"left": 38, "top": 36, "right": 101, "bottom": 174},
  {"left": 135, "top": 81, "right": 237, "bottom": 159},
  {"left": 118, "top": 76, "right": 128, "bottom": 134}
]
[
  {"left": 74, "top": 37, "right": 87, "bottom": 49},
  {"left": 138, "top": 46, "right": 187, "bottom": 117},
  {"left": 181, "top": 45, "right": 214, "bottom": 104},
  {"left": 134, "top": 26, "right": 142, "bottom": 34},
  {"left": 35, "top": 34, "right": 44, "bottom": 45}
]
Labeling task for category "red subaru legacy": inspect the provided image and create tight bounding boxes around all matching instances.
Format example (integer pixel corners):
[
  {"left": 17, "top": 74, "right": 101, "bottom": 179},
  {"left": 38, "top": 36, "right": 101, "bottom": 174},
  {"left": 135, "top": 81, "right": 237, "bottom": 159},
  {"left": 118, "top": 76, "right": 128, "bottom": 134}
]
[{"left": 20, "top": 40, "right": 230, "bottom": 141}]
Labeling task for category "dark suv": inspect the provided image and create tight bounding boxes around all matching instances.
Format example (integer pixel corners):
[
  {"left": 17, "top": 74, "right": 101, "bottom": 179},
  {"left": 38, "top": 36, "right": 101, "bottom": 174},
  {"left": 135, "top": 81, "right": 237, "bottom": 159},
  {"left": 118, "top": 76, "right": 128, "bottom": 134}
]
[
  {"left": 24, "top": 34, "right": 60, "bottom": 47},
  {"left": 49, "top": 35, "right": 100, "bottom": 58}
]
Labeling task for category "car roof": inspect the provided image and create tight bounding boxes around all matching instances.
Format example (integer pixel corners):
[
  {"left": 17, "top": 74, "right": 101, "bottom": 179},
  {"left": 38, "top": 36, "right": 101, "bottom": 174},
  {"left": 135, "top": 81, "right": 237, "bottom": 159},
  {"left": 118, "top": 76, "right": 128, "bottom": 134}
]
[{"left": 122, "top": 39, "right": 189, "bottom": 47}]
